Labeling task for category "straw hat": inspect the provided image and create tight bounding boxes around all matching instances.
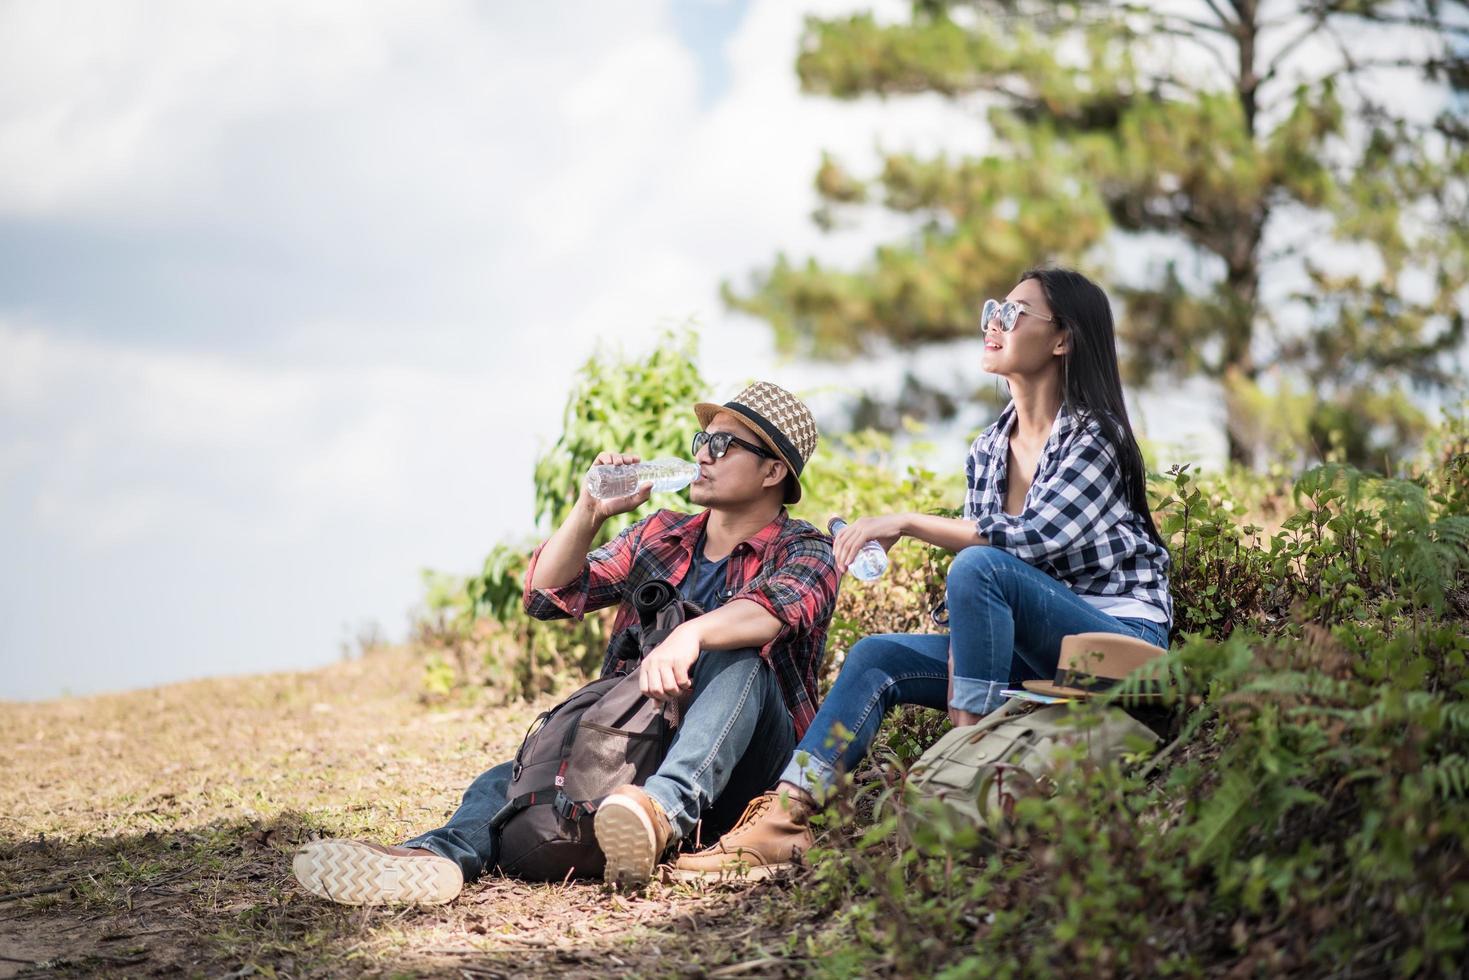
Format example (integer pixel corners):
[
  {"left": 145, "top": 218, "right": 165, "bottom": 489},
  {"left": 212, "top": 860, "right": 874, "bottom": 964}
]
[
  {"left": 1023, "top": 632, "right": 1169, "bottom": 701},
  {"left": 694, "top": 381, "right": 819, "bottom": 504}
]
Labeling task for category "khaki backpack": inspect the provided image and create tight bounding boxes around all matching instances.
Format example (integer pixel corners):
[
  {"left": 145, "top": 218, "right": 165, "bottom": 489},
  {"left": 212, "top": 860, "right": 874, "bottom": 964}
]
[{"left": 906, "top": 698, "right": 1159, "bottom": 828}]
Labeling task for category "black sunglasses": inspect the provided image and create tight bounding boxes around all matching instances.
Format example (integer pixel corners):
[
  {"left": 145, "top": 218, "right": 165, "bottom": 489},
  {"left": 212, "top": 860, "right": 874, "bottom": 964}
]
[{"left": 691, "top": 429, "right": 777, "bottom": 461}]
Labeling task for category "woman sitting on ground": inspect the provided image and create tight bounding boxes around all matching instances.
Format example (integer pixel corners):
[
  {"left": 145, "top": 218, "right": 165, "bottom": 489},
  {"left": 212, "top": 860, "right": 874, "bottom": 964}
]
[{"left": 672, "top": 266, "right": 1173, "bottom": 879}]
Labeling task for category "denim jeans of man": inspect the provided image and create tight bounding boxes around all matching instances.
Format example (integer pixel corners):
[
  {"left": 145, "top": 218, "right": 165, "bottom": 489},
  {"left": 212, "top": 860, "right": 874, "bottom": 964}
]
[
  {"left": 403, "top": 647, "right": 794, "bottom": 882},
  {"left": 778, "top": 545, "right": 1170, "bottom": 797}
]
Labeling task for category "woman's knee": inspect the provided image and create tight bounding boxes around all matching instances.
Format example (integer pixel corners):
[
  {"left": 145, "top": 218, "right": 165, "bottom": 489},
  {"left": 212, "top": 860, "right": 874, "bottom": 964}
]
[
  {"left": 949, "top": 544, "right": 1019, "bottom": 578},
  {"left": 841, "top": 636, "right": 889, "bottom": 673},
  {"left": 947, "top": 545, "right": 1021, "bottom": 594},
  {"left": 829, "top": 637, "right": 918, "bottom": 712}
]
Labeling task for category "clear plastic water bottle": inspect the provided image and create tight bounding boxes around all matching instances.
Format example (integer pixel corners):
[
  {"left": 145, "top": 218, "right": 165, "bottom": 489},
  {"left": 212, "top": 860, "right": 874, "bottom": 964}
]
[
  {"left": 828, "top": 517, "right": 889, "bottom": 581},
  {"left": 585, "top": 458, "right": 701, "bottom": 499}
]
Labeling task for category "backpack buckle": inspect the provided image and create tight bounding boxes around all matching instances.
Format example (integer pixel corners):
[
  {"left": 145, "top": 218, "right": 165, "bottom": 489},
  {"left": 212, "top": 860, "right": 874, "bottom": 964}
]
[{"left": 553, "top": 791, "right": 591, "bottom": 823}]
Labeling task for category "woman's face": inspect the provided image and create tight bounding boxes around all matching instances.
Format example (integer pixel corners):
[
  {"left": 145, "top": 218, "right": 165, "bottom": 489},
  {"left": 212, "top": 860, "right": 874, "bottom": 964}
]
[{"left": 979, "top": 278, "right": 1068, "bottom": 379}]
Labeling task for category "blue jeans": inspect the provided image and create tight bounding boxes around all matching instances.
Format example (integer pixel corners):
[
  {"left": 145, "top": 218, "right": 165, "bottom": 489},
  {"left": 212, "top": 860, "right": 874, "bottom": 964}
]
[
  {"left": 778, "top": 546, "right": 1169, "bottom": 796},
  {"left": 404, "top": 647, "right": 793, "bottom": 881}
]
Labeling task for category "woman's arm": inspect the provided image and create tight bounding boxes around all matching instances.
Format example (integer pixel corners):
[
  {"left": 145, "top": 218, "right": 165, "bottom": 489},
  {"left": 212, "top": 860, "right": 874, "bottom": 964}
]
[{"left": 831, "top": 512, "right": 987, "bottom": 574}]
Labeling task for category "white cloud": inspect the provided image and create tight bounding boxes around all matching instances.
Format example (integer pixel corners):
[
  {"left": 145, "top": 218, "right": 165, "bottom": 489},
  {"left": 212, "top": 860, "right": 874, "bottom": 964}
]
[{"left": 0, "top": 321, "right": 541, "bottom": 547}]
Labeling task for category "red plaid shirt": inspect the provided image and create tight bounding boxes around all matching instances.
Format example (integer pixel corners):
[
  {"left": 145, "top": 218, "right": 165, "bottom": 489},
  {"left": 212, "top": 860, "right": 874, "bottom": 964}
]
[{"left": 522, "top": 508, "right": 839, "bottom": 739}]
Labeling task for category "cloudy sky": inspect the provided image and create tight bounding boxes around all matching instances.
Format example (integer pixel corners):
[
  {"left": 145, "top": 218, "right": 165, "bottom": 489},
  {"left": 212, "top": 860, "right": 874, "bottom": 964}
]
[{"left": 0, "top": 0, "right": 1240, "bottom": 701}]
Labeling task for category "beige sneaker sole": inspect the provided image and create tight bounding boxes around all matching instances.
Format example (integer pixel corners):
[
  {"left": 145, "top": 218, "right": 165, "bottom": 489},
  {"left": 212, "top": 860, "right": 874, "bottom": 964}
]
[
  {"left": 292, "top": 839, "right": 462, "bottom": 906},
  {"left": 596, "top": 793, "right": 658, "bottom": 886}
]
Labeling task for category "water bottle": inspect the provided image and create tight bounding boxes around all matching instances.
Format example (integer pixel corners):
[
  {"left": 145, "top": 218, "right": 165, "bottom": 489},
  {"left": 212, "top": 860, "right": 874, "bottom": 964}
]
[
  {"left": 828, "top": 517, "right": 889, "bottom": 581},
  {"left": 585, "top": 458, "right": 701, "bottom": 499}
]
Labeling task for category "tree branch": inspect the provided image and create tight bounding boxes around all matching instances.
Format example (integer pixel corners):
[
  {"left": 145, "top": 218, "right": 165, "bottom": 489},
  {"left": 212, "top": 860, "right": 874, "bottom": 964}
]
[
  {"left": 1120, "top": 4, "right": 1236, "bottom": 37},
  {"left": 1259, "top": 16, "right": 1330, "bottom": 86},
  {"left": 1331, "top": 11, "right": 1469, "bottom": 39},
  {"left": 1323, "top": 20, "right": 1380, "bottom": 121},
  {"left": 1335, "top": 56, "right": 1460, "bottom": 76},
  {"left": 1148, "top": 25, "right": 1239, "bottom": 84},
  {"left": 1203, "top": 0, "right": 1237, "bottom": 33}
]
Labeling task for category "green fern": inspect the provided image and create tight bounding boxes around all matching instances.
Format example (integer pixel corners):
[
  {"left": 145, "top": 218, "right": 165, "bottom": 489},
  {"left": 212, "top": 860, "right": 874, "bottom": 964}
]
[
  {"left": 1419, "top": 755, "right": 1469, "bottom": 800},
  {"left": 1186, "top": 769, "right": 1255, "bottom": 865},
  {"left": 1350, "top": 690, "right": 1469, "bottom": 738},
  {"left": 1235, "top": 671, "right": 1358, "bottom": 705},
  {"left": 1441, "top": 701, "right": 1469, "bottom": 736}
]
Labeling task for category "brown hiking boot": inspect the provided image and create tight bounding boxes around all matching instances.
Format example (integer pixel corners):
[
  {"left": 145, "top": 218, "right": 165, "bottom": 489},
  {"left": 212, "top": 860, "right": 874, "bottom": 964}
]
[
  {"left": 672, "top": 789, "right": 814, "bottom": 881},
  {"left": 292, "top": 839, "right": 462, "bottom": 906},
  {"left": 596, "top": 785, "right": 675, "bottom": 886}
]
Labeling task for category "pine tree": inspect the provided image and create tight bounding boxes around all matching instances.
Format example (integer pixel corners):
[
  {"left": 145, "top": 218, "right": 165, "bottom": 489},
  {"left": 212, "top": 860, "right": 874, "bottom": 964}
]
[{"left": 726, "top": 1, "right": 1468, "bottom": 466}]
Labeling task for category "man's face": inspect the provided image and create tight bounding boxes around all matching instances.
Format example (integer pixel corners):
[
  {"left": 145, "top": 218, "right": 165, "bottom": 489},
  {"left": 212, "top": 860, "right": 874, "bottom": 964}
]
[{"left": 687, "top": 411, "right": 786, "bottom": 508}]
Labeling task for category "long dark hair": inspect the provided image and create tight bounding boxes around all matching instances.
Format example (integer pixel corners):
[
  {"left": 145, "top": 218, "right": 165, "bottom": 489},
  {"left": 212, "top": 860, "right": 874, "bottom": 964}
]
[{"left": 1019, "top": 267, "right": 1168, "bottom": 552}]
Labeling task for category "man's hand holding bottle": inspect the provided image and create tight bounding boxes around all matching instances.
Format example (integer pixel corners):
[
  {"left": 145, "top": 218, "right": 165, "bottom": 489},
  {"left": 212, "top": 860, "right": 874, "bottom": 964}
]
[{"left": 578, "top": 452, "right": 654, "bottom": 522}]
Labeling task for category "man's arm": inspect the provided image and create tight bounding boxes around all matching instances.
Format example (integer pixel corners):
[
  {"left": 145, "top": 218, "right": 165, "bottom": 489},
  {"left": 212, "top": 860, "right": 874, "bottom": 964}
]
[
  {"left": 528, "top": 502, "right": 610, "bottom": 592},
  {"left": 523, "top": 452, "right": 655, "bottom": 622},
  {"left": 637, "top": 599, "right": 781, "bottom": 702},
  {"left": 639, "top": 533, "right": 839, "bottom": 703},
  {"left": 528, "top": 451, "right": 652, "bottom": 592}
]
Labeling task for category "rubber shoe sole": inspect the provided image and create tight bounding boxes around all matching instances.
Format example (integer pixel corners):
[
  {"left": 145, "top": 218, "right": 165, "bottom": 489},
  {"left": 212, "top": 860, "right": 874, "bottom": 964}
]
[
  {"left": 292, "top": 839, "right": 462, "bottom": 906},
  {"left": 596, "top": 793, "right": 659, "bottom": 886},
  {"left": 670, "top": 860, "right": 792, "bottom": 883}
]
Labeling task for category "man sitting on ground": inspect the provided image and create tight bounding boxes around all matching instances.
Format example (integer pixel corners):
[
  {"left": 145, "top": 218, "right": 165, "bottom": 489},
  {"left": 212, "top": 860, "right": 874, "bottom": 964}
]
[{"left": 293, "top": 381, "right": 839, "bottom": 903}]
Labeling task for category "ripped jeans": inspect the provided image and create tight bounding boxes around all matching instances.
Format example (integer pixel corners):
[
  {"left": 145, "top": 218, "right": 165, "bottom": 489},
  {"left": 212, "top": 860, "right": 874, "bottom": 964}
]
[{"left": 778, "top": 545, "right": 1169, "bottom": 796}]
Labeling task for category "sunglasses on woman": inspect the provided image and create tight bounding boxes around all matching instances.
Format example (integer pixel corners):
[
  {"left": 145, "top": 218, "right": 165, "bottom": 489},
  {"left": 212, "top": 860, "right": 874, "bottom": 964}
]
[
  {"left": 691, "top": 429, "right": 777, "bottom": 461},
  {"left": 980, "top": 298, "right": 1055, "bottom": 333}
]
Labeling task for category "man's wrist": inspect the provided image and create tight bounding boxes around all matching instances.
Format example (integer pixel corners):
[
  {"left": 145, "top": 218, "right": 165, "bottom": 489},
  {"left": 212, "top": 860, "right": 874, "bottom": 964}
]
[
  {"left": 570, "top": 498, "right": 605, "bottom": 534},
  {"left": 673, "top": 618, "right": 706, "bottom": 649}
]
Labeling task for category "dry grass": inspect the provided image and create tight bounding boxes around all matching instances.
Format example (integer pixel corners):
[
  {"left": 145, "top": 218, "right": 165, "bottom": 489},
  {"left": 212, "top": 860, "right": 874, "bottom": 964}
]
[{"left": 0, "top": 651, "right": 819, "bottom": 978}]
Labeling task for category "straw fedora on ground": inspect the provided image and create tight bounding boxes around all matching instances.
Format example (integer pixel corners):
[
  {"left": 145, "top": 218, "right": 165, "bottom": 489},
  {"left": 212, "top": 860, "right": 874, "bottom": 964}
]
[
  {"left": 694, "top": 381, "right": 818, "bottom": 504},
  {"left": 1024, "top": 632, "right": 1169, "bottom": 701}
]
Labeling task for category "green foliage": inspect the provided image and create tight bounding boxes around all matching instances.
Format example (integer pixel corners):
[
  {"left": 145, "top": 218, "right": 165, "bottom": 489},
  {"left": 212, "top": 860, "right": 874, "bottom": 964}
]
[
  {"left": 1151, "top": 427, "right": 1469, "bottom": 641},
  {"left": 729, "top": 1, "right": 1469, "bottom": 467}
]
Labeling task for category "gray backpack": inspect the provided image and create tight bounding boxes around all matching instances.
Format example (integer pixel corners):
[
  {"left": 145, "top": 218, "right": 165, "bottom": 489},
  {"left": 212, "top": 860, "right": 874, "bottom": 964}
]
[
  {"left": 490, "top": 580, "right": 696, "bottom": 880},
  {"left": 907, "top": 699, "right": 1159, "bottom": 828}
]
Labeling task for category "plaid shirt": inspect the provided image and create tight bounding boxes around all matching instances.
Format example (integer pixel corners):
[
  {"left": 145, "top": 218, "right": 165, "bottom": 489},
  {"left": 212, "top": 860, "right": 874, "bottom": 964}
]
[
  {"left": 522, "top": 508, "right": 839, "bottom": 739},
  {"left": 964, "top": 402, "right": 1173, "bottom": 624}
]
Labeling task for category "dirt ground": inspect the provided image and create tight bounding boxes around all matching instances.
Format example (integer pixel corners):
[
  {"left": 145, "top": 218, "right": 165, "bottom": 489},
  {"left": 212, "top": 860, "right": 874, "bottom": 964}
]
[{"left": 0, "top": 651, "right": 825, "bottom": 978}]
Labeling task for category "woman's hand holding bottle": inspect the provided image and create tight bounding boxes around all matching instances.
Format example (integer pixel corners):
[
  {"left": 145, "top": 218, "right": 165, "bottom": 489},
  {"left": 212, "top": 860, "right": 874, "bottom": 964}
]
[{"left": 830, "top": 514, "right": 906, "bottom": 578}]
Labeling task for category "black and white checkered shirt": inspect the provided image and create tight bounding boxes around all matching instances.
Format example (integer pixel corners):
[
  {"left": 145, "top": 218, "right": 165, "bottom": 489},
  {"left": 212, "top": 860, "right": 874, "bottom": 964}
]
[{"left": 963, "top": 401, "right": 1173, "bottom": 625}]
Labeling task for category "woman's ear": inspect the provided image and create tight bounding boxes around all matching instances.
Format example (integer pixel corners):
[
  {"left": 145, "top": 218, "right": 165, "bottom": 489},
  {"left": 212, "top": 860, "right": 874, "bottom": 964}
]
[{"left": 1053, "top": 329, "right": 1071, "bottom": 356}]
